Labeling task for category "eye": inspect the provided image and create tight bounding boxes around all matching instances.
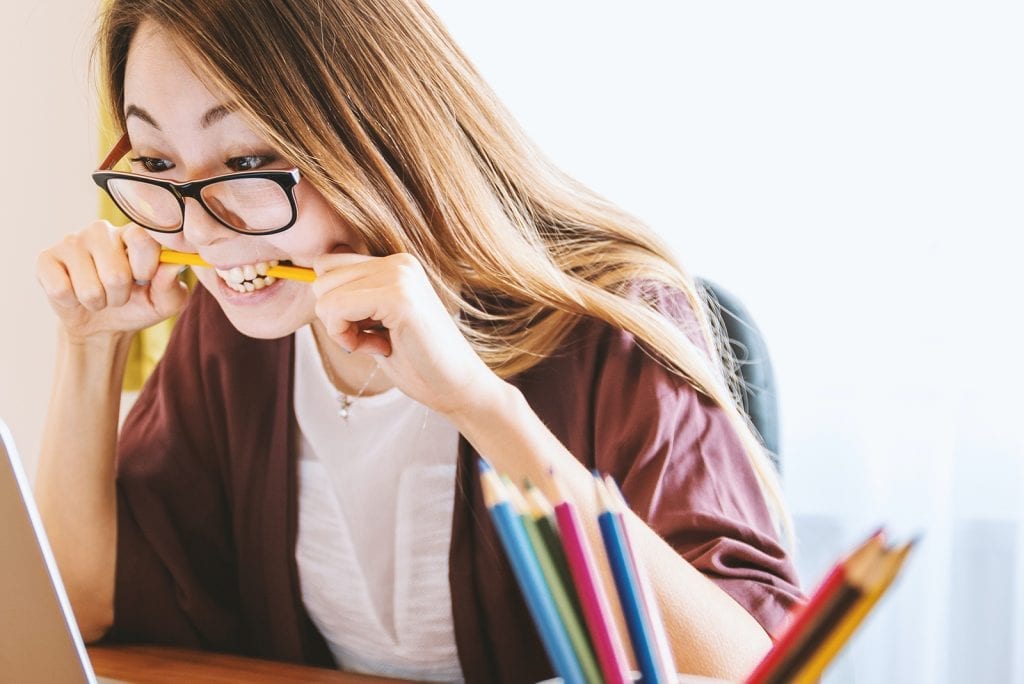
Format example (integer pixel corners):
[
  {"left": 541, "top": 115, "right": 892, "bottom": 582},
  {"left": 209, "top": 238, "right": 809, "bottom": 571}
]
[
  {"left": 129, "top": 156, "right": 174, "bottom": 173},
  {"left": 226, "top": 155, "right": 276, "bottom": 172}
]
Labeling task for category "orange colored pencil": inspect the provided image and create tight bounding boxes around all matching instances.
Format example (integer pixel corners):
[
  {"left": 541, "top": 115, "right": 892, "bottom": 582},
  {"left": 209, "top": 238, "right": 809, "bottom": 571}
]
[{"left": 745, "top": 529, "right": 887, "bottom": 684}]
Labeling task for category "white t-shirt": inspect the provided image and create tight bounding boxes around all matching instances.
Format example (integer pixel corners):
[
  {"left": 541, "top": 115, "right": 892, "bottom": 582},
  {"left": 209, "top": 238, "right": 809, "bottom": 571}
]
[{"left": 293, "top": 324, "right": 463, "bottom": 682}]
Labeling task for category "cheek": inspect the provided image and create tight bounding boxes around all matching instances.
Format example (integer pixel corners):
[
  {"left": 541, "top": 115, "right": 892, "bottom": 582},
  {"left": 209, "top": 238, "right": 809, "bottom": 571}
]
[
  {"left": 283, "top": 187, "right": 368, "bottom": 255},
  {"left": 190, "top": 268, "right": 218, "bottom": 292},
  {"left": 149, "top": 231, "right": 191, "bottom": 251}
]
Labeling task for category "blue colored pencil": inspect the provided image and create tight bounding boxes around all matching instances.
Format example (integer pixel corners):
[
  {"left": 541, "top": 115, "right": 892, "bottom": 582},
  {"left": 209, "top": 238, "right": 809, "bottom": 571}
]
[
  {"left": 604, "top": 475, "right": 678, "bottom": 681},
  {"left": 479, "top": 460, "right": 586, "bottom": 684},
  {"left": 595, "top": 473, "right": 668, "bottom": 684}
]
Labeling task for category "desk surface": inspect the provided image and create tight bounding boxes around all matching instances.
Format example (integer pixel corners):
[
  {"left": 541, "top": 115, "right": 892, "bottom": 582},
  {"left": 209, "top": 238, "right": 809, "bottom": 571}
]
[{"left": 88, "top": 645, "right": 413, "bottom": 683}]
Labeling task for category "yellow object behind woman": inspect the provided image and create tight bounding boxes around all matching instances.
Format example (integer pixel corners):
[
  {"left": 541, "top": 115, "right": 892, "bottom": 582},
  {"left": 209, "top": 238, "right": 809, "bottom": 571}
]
[{"left": 97, "top": 109, "right": 190, "bottom": 391}]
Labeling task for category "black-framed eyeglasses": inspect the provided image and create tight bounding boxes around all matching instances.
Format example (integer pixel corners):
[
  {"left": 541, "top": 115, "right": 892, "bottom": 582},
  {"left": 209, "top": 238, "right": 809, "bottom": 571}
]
[{"left": 91, "top": 134, "right": 302, "bottom": 235}]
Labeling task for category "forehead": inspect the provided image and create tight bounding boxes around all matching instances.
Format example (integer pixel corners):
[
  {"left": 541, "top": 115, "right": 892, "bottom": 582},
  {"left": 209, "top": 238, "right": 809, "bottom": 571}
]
[{"left": 123, "top": 20, "right": 224, "bottom": 122}]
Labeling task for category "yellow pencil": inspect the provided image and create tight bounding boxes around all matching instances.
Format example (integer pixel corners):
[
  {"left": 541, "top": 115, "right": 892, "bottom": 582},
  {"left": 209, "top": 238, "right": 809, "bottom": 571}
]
[
  {"left": 158, "top": 249, "right": 316, "bottom": 282},
  {"left": 790, "top": 539, "right": 916, "bottom": 684}
]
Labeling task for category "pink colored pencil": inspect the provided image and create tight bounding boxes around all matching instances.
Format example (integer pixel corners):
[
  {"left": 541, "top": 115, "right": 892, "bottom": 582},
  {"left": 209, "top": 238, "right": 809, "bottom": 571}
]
[{"left": 549, "top": 469, "right": 632, "bottom": 684}]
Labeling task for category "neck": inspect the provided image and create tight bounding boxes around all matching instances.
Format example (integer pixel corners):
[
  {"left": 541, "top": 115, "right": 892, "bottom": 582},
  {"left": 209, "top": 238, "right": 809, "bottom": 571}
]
[{"left": 309, "top": 320, "right": 395, "bottom": 397}]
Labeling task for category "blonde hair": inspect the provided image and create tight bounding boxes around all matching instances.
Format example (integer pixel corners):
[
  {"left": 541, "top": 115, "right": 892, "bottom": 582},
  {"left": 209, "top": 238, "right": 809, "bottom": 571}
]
[{"left": 98, "top": 0, "right": 791, "bottom": 542}]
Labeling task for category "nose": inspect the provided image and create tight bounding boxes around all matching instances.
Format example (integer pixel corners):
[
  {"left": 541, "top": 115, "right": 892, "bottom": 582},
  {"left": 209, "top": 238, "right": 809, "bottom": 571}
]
[{"left": 181, "top": 197, "right": 232, "bottom": 247}]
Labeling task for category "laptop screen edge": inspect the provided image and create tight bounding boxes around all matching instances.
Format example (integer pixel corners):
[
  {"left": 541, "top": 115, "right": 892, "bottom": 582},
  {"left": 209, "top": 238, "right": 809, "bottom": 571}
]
[{"left": 1, "top": 420, "right": 99, "bottom": 684}]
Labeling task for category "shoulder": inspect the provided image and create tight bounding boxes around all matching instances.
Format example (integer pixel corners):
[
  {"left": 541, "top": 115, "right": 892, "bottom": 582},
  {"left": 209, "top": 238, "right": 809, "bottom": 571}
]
[
  {"left": 513, "top": 281, "right": 706, "bottom": 410},
  {"left": 510, "top": 282, "right": 707, "bottom": 469},
  {"left": 511, "top": 284, "right": 803, "bottom": 632}
]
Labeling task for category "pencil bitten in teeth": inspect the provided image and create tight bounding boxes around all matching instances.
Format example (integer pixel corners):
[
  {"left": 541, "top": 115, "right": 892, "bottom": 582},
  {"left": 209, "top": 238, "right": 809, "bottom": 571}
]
[{"left": 215, "top": 260, "right": 282, "bottom": 293}]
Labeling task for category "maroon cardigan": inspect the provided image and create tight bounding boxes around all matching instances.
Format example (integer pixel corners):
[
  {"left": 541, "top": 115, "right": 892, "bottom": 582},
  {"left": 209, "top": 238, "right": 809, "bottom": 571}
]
[{"left": 107, "top": 285, "right": 802, "bottom": 683}]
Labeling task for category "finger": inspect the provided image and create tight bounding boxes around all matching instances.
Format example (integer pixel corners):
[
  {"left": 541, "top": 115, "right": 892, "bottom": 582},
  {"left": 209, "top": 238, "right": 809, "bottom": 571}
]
[
  {"left": 312, "top": 250, "right": 375, "bottom": 277},
  {"left": 36, "top": 251, "right": 82, "bottom": 312},
  {"left": 350, "top": 328, "right": 392, "bottom": 357},
  {"left": 122, "top": 223, "right": 162, "bottom": 282},
  {"left": 311, "top": 267, "right": 403, "bottom": 305},
  {"left": 88, "top": 225, "right": 135, "bottom": 308},
  {"left": 312, "top": 254, "right": 426, "bottom": 301},
  {"left": 311, "top": 252, "right": 430, "bottom": 298},
  {"left": 61, "top": 248, "right": 108, "bottom": 312},
  {"left": 311, "top": 256, "right": 385, "bottom": 298},
  {"left": 335, "top": 318, "right": 387, "bottom": 349},
  {"left": 148, "top": 263, "right": 190, "bottom": 318},
  {"left": 315, "top": 288, "right": 392, "bottom": 351}
]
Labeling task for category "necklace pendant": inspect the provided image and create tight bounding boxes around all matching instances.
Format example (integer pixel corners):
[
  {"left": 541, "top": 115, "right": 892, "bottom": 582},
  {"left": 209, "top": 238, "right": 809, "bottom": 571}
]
[{"left": 337, "top": 394, "right": 353, "bottom": 421}]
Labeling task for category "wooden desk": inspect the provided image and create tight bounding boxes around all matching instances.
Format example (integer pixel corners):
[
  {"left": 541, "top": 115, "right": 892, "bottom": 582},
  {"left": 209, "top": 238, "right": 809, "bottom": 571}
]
[{"left": 88, "top": 645, "right": 413, "bottom": 683}]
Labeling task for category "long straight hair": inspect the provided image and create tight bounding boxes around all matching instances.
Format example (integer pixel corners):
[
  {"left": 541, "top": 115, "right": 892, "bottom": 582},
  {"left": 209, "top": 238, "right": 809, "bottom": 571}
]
[{"left": 97, "top": 0, "right": 791, "bottom": 541}]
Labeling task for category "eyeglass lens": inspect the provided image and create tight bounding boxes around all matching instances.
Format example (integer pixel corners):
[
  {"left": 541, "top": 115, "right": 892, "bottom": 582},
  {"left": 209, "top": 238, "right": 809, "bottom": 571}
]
[{"left": 106, "top": 177, "right": 293, "bottom": 233}]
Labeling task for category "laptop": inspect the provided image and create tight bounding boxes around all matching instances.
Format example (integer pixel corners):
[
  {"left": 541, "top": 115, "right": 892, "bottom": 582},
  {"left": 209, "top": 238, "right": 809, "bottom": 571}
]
[{"left": 0, "top": 420, "right": 123, "bottom": 683}]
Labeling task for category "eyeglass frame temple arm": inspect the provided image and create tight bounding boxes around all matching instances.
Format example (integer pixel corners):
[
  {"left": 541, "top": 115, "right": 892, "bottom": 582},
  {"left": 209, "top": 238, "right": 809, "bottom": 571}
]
[{"left": 99, "top": 133, "right": 132, "bottom": 171}]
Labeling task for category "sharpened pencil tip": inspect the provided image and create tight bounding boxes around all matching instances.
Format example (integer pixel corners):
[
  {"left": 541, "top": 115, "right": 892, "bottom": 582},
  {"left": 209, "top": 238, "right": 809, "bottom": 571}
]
[{"left": 593, "top": 474, "right": 614, "bottom": 510}]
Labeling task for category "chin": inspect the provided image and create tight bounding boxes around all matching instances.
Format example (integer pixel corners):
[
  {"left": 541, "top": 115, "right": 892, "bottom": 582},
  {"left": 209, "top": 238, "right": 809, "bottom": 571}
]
[
  {"left": 222, "top": 311, "right": 308, "bottom": 340},
  {"left": 196, "top": 274, "right": 314, "bottom": 340}
]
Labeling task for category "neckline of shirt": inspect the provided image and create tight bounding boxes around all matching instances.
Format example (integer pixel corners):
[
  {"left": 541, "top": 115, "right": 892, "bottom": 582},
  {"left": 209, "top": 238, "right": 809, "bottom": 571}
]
[{"left": 297, "top": 324, "right": 406, "bottom": 411}]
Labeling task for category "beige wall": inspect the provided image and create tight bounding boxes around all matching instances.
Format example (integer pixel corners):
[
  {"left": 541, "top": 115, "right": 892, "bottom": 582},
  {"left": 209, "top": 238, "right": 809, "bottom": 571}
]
[{"left": 0, "top": 1, "right": 101, "bottom": 477}]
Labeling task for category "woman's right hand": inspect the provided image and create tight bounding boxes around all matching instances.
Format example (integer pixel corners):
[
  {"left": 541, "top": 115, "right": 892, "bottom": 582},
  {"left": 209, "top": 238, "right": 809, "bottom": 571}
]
[{"left": 36, "top": 220, "right": 189, "bottom": 342}]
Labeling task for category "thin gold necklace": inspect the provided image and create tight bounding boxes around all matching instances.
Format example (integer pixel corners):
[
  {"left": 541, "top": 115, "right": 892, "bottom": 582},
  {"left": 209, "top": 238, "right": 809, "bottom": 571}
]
[{"left": 311, "top": 330, "right": 381, "bottom": 421}]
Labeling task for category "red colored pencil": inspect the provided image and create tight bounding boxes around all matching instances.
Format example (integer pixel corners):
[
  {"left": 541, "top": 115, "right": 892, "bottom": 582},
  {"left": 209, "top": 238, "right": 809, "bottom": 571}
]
[
  {"left": 549, "top": 469, "right": 632, "bottom": 684},
  {"left": 745, "top": 529, "right": 886, "bottom": 684}
]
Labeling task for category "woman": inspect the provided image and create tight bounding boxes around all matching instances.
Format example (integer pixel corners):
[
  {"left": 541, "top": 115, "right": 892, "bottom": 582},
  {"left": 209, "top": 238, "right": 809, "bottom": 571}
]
[{"left": 35, "top": 0, "right": 801, "bottom": 681}]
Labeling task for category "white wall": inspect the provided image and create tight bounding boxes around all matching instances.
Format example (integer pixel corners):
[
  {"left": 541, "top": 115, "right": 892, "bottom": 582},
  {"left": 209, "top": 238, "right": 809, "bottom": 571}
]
[{"left": 0, "top": 1, "right": 100, "bottom": 476}]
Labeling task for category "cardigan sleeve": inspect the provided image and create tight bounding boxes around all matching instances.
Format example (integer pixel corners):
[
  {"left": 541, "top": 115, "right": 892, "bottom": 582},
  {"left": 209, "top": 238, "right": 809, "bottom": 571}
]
[
  {"left": 588, "top": 300, "right": 803, "bottom": 636},
  {"left": 104, "top": 290, "right": 244, "bottom": 650}
]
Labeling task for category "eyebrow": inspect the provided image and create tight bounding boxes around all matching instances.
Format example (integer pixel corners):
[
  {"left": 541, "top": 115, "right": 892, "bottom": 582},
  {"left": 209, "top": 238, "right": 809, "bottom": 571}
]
[
  {"left": 200, "top": 104, "right": 233, "bottom": 128},
  {"left": 125, "top": 104, "right": 160, "bottom": 129},
  {"left": 123, "top": 103, "right": 235, "bottom": 130}
]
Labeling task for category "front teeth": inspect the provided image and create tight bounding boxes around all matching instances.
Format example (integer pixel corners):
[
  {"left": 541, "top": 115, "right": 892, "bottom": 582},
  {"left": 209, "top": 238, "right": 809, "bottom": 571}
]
[{"left": 216, "top": 260, "right": 280, "bottom": 293}]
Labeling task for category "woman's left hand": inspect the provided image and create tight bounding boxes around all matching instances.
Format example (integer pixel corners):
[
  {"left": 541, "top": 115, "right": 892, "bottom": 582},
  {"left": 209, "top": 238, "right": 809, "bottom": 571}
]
[{"left": 312, "top": 251, "right": 506, "bottom": 418}]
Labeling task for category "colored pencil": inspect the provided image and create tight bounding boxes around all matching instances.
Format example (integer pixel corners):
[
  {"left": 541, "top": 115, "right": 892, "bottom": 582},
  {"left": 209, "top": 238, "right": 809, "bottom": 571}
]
[
  {"left": 744, "top": 529, "right": 887, "bottom": 684},
  {"left": 550, "top": 470, "right": 633, "bottom": 684},
  {"left": 159, "top": 248, "right": 316, "bottom": 282},
  {"left": 522, "top": 480, "right": 580, "bottom": 615},
  {"left": 479, "top": 461, "right": 585, "bottom": 684},
  {"left": 790, "top": 538, "right": 916, "bottom": 684},
  {"left": 595, "top": 474, "right": 667, "bottom": 684},
  {"left": 503, "top": 477, "right": 603, "bottom": 684},
  {"left": 603, "top": 475, "right": 677, "bottom": 681}
]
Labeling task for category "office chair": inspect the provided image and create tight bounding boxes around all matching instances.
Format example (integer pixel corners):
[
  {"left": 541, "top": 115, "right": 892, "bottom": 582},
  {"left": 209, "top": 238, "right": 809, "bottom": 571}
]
[{"left": 697, "top": 278, "right": 781, "bottom": 472}]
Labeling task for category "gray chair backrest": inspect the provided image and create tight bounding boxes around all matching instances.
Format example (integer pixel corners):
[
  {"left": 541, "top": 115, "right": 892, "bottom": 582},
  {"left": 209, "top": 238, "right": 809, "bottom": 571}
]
[{"left": 697, "top": 278, "right": 781, "bottom": 472}]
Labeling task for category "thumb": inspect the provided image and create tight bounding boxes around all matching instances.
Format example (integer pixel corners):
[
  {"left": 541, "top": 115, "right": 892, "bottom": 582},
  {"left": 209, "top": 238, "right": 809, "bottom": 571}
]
[{"left": 149, "top": 263, "right": 190, "bottom": 318}]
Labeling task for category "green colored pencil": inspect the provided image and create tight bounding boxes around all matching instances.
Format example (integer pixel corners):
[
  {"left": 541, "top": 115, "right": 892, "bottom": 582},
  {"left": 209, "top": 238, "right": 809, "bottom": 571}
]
[
  {"left": 502, "top": 476, "right": 604, "bottom": 684},
  {"left": 523, "top": 480, "right": 587, "bottom": 622}
]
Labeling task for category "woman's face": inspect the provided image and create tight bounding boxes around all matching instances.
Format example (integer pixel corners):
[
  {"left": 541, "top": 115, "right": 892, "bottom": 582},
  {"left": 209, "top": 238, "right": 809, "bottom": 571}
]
[{"left": 123, "top": 20, "right": 366, "bottom": 339}]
